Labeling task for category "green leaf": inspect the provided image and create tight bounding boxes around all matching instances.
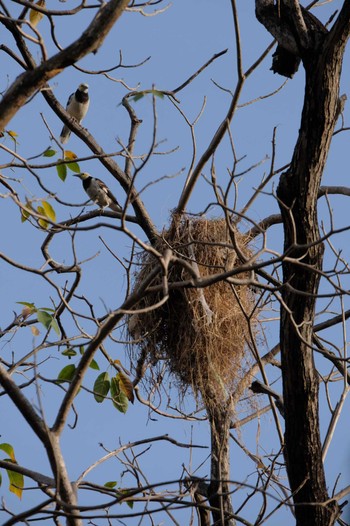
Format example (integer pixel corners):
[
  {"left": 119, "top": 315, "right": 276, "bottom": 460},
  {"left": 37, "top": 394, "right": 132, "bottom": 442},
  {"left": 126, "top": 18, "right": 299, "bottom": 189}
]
[
  {"left": 67, "top": 162, "right": 80, "bottom": 174},
  {"left": 131, "top": 92, "right": 144, "bottom": 102},
  {"left": 41, "top": 201, "right": 56, "bottom": 222},
  {"left": 21, "top": 208, "right": 30, "bottom": 223},
  {"left": 43, "top": 147, "right": 56, "bottom": 158},
  {"left": 101, "top": 481, "right": 133, "bottom": 508},
  {"left": 104, "top": 480, "right": 117, "bottom": 489},
  {"left": 93, "top": 372, "right": 110, "bottom": 403},
  {"left": 110, "top": 376, "right": 128, "bottom": 413},
  {"left": 37, "top": 310, "right": 53, "bottom": 331},
  {"left": 130, "top": 89, "right": 164, "bottom": 103},
  {"left": 57, "top": 364, "right": 76, "bottom": 383},
  {"left": 6, "top": 465, "right": 24, "bottom": 499},
  {"left": 50, "top": 318, "right": 60, "bottom": 336},
  {"left": 0, "top": 445, "right": 24, "bottom": 498},
  {"left": 89, "top": 359, "right": 100, "bottom": 371},
  {"left": 21, "top": 200, "right": 34, "bottom": 223},
  {"left": 38, "top": 220, "right": 48, "bottom": 229},
  {"left": 36, "top": 310, "right": 59, "bottom": 334},
  {"left": 56, "top": 161, "right": 67, "bottom": 182},
  {"left": 152, "top": 89, "right": 165, "bottom": 99},
  {"left": 0, "top": 443, "right": 15, "bottom": 461},
  {"left": 118, "top": 489, "right": 134, "bottom": 509},
  {"left": 62, "top": 348, "right": 77, "bottom": 358},
  {"left": 37, "top": 206, "right": 48, "bottom": 229}
]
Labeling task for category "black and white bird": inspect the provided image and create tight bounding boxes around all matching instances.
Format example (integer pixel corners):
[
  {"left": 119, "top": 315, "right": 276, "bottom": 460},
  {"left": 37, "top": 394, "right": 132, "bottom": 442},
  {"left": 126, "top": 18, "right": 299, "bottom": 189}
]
[
  {"left": 60, "top": 83, "right": 90, "bottom": 144},
  {"left": 74, "top": 172, "right": 122, "bottom": 212}
]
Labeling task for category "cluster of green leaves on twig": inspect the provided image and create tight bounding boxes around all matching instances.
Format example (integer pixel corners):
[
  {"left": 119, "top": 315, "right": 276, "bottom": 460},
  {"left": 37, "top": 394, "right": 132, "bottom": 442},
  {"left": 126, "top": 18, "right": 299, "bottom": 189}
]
[{"left": 58, "top": 349, "right": 134, "bottom": 414}]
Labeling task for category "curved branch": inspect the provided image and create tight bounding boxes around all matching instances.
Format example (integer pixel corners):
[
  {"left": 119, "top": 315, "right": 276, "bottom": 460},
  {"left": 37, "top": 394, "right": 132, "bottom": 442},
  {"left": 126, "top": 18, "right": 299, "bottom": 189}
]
[
  {"left": 0, "top": 0, "right": 130, "bottom": 131},
  {"left": 52, "top": 264, "right": 163, "bottom": 435},
  {"left": 0, "top": 459, "right": 55, "bottom": 487},
  {"left": 0, "top": 365, "right": 81, "bottom": 525}
]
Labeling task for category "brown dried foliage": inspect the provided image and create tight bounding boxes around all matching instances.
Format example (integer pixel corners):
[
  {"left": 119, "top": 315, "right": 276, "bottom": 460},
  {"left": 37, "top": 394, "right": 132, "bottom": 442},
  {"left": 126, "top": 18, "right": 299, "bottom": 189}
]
[{"left": 128, "top": 217, "right": 257, "bottom": 408}]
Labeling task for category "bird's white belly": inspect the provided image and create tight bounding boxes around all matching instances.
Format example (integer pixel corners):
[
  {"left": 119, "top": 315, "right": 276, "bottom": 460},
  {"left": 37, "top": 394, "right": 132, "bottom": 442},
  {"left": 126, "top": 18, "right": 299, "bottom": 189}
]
[
  {"left": 86, "top": 179, "right": 110, "bottom": 207},
  {"left": 69, "top": 100, "right": 90, "bottom": 121}
]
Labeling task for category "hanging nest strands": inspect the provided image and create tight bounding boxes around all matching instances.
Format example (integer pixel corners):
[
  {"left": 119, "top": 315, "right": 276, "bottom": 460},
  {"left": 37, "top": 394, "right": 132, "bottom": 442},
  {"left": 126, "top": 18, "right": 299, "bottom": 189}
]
[{"left": 128, "top": 217, "right": 257, "bottom": 408}]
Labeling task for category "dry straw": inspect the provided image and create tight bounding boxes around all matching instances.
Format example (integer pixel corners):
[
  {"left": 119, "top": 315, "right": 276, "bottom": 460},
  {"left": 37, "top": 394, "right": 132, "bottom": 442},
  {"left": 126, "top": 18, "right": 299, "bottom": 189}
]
[{"left": 128, "top": 216, "right": 257, "bottom": 408}]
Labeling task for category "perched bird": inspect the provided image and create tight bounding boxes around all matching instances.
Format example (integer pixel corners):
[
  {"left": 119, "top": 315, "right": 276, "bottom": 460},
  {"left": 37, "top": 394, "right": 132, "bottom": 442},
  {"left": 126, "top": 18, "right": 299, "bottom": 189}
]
[
  {"left": 60, "top": 83, "right": 90, "bottom": 144},
  {"left": 74, "top": 172, "right": 122, "bottom": 212}
]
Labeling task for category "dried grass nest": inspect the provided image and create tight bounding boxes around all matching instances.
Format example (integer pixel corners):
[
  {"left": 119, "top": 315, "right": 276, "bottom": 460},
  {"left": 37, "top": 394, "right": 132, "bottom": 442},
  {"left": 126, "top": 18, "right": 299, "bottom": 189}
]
[{"left": 128, "top": 216, "right": 257, "bottom": 406}]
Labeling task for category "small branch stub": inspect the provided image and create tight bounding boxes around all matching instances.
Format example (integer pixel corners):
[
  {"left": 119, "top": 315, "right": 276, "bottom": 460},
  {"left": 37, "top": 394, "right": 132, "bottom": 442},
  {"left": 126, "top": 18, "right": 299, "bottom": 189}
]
[{"left": 255, "top": 0, "right": 328, "bottom": 77}]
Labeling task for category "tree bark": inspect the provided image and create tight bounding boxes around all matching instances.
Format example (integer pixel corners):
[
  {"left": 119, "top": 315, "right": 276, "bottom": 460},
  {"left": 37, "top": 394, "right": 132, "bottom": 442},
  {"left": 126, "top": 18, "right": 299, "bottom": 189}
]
[
  {"left": 274, "top": 3, "right": 350, "bottom": 525},
  {"left": 208, "top": 406, "right": 235, "bottom": 526}
]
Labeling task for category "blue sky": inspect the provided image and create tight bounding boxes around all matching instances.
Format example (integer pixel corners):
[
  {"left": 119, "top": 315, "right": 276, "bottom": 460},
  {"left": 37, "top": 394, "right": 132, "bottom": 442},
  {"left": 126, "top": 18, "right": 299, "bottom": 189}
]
[{"left": 1, "top": 0, "right": 350, "bottom": 523}]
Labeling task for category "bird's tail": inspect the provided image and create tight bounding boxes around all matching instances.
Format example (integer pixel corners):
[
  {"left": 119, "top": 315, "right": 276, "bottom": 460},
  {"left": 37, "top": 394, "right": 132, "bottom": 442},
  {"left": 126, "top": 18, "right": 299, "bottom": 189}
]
[
  {"left": 109, "top": 202, "right": 122, "bottom": 213},
  {"left": 60, "top": 125, "right": 71, "bottom": 144}
]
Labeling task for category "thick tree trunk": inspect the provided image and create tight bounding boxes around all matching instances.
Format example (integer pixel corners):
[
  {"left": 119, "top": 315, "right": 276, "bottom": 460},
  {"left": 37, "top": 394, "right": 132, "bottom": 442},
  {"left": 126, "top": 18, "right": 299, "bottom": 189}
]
[
  {"left": 254, "top": 3, "right": 350, "bottom": 524},
  {"left": 276, "top": 23, "right": 349, "bottom": 526}
]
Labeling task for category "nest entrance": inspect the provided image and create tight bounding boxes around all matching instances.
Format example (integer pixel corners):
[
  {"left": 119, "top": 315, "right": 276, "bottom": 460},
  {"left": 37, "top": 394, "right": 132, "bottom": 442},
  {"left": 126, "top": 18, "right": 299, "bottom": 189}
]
[{"left": 128, "top": 217, "right": 257, "bottom": 409}]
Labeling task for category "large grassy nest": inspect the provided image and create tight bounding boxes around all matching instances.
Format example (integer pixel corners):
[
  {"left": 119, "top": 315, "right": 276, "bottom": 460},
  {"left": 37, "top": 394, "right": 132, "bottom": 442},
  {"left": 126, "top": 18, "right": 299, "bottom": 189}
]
[{"left": 128, "top": 217, "right": 257, "bottom": 408}]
